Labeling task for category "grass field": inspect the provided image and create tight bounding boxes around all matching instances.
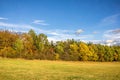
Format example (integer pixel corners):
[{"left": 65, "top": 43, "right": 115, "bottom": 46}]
[{"left": 0, "top": 58, "right": 120, "bottom": 80}]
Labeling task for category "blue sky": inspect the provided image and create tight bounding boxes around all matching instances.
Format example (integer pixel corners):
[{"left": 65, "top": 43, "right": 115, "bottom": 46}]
[{"left": 0, "top": 0, "right": 120, "bottom": 44}]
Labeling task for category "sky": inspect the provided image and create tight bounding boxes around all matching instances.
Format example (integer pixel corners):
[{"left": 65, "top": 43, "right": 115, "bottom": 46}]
[{"left": 0, "top": 0, "right": 120, "bottom": 45}]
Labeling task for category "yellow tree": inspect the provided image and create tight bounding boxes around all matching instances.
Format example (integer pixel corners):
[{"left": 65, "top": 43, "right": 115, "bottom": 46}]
[
  {"left": 88, "top": 44, "right": 98, "bottom": 61},
  {"left": 78, "top": 42, "right": 93, "bottom": 61},
  {"left": 69, "top": 42, "right": 79, "bottom": 60}
]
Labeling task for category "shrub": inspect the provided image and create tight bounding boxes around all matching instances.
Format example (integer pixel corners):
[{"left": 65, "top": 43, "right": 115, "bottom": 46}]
[{"left": 0, "top": 47, "right": 17, "bottom": 58}]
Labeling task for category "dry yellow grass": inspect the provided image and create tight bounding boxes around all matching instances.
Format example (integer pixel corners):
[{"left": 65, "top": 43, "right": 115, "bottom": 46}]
[{"left": 0, "top": 58, "right": 120, "bottom": 80}]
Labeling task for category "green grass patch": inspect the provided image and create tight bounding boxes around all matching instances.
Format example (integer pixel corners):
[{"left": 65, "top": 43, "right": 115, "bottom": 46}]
[{"left": 0, "top": 58, "right": 120, "bottom": 80}]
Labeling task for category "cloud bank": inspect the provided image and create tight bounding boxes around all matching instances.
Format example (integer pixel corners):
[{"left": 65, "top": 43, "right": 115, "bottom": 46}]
[
  {"left": 103, "top": 29, "right": 120, "bottom": 45},
  {"left": 0, "top": 14, "right": 120, "bottom": 45},
  {"left": 0, "top": 21, "right": 93, "bottom": 42}
]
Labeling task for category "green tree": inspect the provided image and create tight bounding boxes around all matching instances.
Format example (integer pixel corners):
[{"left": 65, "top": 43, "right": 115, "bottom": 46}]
[
  {"left": 97, "top": 44, "right": 105, "bottom": 61},
  {"left": 37, "top": 33, "right": 48, "bottom": 52},
  {"left": 14, "top": 39, "right": 24, "bottom": 57}
]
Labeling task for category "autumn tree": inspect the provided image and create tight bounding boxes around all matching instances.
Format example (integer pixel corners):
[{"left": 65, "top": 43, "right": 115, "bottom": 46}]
[
  {"left": 88, "top": 43, "right": 98, "bottom": 61},
  {"left": 69, "top": 42, "right": 79, "bottom": 60},
  {"left": 78, "top": 42, "right": 93, "bottom": 61}
]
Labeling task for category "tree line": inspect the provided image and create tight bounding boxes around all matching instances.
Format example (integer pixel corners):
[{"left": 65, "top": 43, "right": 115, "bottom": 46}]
[{"left": 0, "top": 29, "right": 120, "bottom": 61}]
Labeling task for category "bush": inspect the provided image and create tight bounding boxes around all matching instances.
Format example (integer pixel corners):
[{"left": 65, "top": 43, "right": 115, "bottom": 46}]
[{"left": 0, "top": 47, "right": 17, "bottom": 58}]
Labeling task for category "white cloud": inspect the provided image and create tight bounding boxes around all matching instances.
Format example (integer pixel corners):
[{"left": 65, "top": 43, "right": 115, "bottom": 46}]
[
  {"left": 32, "top": 20, "right": 49, "bottom": 25},
  {"left": 44, "top": 13, "right": 120, "bottom": 44},
  {"left": 93, "top": 31, "right": 99, "bottom": 34},
  {"left": 34, "top": 28, "right": 92, "bottom": 42},
  {"left": 82, "top": 40, "right": 103, "bottom": 44},
  {"left": 103, "top": 29, "right": 120, "bottom": 45},
  {"left": 0, "top": 17, "right": 8, "bottom": 20},
  {"left": 0, "top": 22, "right": 94, "bottom": 42},
  {"left": 48, "top": 32, "right": 60, "bottom": 36},
  {"left": 48, "top": 33, "right": 93, "bottom": 42},
  {"left": 98, "top": 14, "right": 120, "bottom": 27},
  {"left": 0, "top": 22, "right": 44, "bottom": 33},
  {"left": 111, "top": 29, "right": 120, "bottom": 34},
  {"left": 0, "top": 22, "right": 33, "bottom": 29},
  {"left": 88, "top": 14, "right": 120, "bottom": 45},
  {"left": 47, "top": 37, "right": 59, "bottom": 42},
  {"left": 78, "top": 29, "right": 120, "bottom": 46},
  {"left": 104, "top": 29, "right": 120, "bottom": 40},
  {"left": 83, "top": 39, "right": 120, "bottom": 46},
  {"left": 75, "top": 29, "right": 84, "bottom": 34},
  {"left": 106, "top": 40, "right": 113, "bottom": 43}
]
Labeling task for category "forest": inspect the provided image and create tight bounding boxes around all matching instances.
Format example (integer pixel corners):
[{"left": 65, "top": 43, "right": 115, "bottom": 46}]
[{"left": 0, "top": 29, "right": 120, "bottom": 61}]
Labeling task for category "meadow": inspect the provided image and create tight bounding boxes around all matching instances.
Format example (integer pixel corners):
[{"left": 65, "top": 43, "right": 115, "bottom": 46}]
[{"left": 0, "top": 58, "right": 120, "bottom": 80}]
